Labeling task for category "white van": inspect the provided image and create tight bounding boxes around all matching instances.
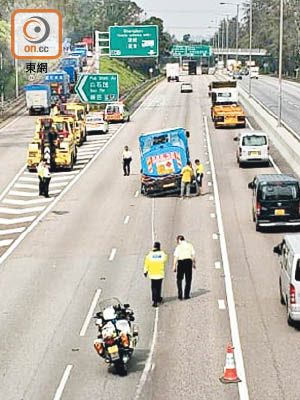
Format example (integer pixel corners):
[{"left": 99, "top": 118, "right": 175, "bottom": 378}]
[
  {"left": 274, "top": 234, "right": 300, "bottom": 325},
  {"left": 234, "top": 130, "right": 269, "bottom": 167}
]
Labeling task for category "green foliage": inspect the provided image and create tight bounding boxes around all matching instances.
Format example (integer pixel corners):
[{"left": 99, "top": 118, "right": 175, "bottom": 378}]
[
  {"left": 99, "top": 56, "right": 145, "bottom": 93},
  {"left": 183, "top": 34, "right": 191, "bottom": 43}
]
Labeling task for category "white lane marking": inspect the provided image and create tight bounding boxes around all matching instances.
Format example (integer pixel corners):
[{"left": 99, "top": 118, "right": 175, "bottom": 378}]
[
  {"left": 73, "top": 165, "right": 84, "bottom": 169},
  {"left": 218, "top": 299, "right": 226, "bottom": 310},
  {"left": 15, "top": 183, "right": 38, "bottom": 190},
  {"left": 0, "top": 239, "right": 13, "bottom": 247},
  {"left": 3, "top": 198, "right": 53, "bottom": 205},
  {"left": 207, "top": 171, "right": 211, "bottom": 175},
  {"left": 204, "top": 115, "right": 249, "bottom": 399},
  {"left": 0, "top": 113, "right": 25, "bottom": 132},
  {"left": 109, "top": 248, "right": 117, "bottom": 261},
  {"left": 53, "top": 364, "right": 73, "bottom": 400},
  {"left": 209, "top": 195, "right": 214, "bottom": 201},
  {"left": 0, "top": 206, "right": 45, "bottom": 214},
  {"left": 134, "top": 308, "right": 159, "bottom": 400},
  {"left": 269, "top": 155, "right": 281, "bottom": 174},
  {"left": 206, "top": 161, "right": 210, "bottom": 164},
  {"left": 0, "top": 165, "right": 27, "bottom": 203},
  {"left": 135, "top": 190, "right": 139, "bottom": 198},
  {"left": 8, "top": 189, "right": 61, "bottom": 197},
  {"left": 124, "top": 215, "right": 130, "bottom": 224},
  {"left": 215, "top": 261, "right": 221, "bottom": 269},
  {"left": 246, "top": 117, "right": 254, "bottom": 130},
  {"left": 0, "top": 215, "right": 36, "bottom": 225},
  {"left": 19, "top": 177, "right": 38, "bottom": 182},
  {"left": 0, "top": 77, "right": 162, "bottom": 266},
  {"left": 77, "top": 150, "right": 97, "bottom": 156},
  {"left": 212, "top": 233, "right": 219, "bottom": 240},
  {"left": 79, "top": 289, "right": 102, "bottom": 337},
  {"left": 0, "top": 227, "right": 25, "bottom": 235},
  {"left": 208, "top": 181, "right": 212, "bottom": 186},
  {"left": 210, "top": 213, "right": 216, "bottom": 218},
  {"left": 76, "top": 155, "right": 94, "bottom": 160}
]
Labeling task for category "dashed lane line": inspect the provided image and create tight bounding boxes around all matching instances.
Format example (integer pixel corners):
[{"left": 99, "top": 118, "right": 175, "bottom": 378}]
[
  {"left": 218, "top": 299, "right": 226, "bottom": 310},
  {"left": 79, "top": 289, "right": 102, "bottom": 337},
  {"left": 53, "top": 365, "right": 73, "bottom": 400},
  {"left": 109, "top": 248, "right": 117, "bottom": 261}
]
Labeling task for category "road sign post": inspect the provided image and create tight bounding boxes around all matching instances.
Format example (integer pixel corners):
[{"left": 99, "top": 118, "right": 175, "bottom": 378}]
[
  {"left": 109, "top": 25, "right": 158, "bottom": 58},
  {"left": 75, "top": 74, "right": 119, "bottom": 103}
]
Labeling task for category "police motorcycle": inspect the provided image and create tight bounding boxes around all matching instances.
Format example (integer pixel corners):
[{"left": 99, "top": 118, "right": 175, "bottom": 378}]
[{"left": 93, "top": 298, "right": 139, "bottom": 376}]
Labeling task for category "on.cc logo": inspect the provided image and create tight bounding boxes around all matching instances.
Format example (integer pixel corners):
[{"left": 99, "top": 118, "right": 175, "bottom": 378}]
[{"left": 23, "top": 16, "right": 50, "bottom": 44}]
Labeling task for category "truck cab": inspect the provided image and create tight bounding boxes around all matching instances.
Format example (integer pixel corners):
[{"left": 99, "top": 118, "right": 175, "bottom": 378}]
[
  {"left": 139, "top": 127, "right": 197, "bottom": 196},
  {"left": 64, "top": 103, "right": 87, "bottom": 145},
  {"left": 44, "top": 71, "right": 70, "bottom": 104}
]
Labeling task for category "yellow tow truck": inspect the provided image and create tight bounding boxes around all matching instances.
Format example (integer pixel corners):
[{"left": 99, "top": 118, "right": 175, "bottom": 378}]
[
  {"left": 65, "top": 103, "right": 87, "bottom": 145},
  {"left": 210, "top": 81, "right": 246, "bottom": 129},
  {"left": 26, "top": 116, "right": 77, "bottom": 171}
]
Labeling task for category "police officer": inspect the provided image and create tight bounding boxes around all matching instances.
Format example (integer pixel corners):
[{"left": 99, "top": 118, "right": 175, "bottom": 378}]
[
  {"left": 173, "top": 235, "right": 196, "bottom": 300},
  {"left": 122, "top": 145, "right": 132, "bottom": 176},
  {"left": 144, "top": 242, "right": 168, "bottom": 307},
  {"left": 37, "top": 160, "right": 45, "bottom": 196}
]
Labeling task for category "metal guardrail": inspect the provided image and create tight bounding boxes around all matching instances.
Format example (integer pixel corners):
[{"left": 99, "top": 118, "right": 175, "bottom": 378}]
[{"left": 122, "top": 75, "right": 163, "bottom": 102}]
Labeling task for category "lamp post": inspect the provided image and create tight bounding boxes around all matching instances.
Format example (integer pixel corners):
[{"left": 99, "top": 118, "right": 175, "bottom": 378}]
[
  {"left": 278, "top": 0, "right": 283, "bottom": 127},
  {"left": 249, "top": 0, "right": 253, "bottom": 97},
  {"left": 220, "top": 2, "right": 240, "bottom": 65}
]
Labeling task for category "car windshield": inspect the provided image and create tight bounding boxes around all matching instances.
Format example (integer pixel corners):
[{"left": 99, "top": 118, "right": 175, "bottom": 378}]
[
  {"left": 106, "top": 106, "right": 120, "bottom": 113},
  {"left": 260, "top": 183, "right": 300, "bottom": 201},
  {"left": 242, "top": 135, "right": 267, "bottom": 146}
]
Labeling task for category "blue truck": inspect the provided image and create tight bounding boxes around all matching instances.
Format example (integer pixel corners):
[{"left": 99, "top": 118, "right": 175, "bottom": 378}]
[
  {"left": 44, "top": 71, "right": 70, "bottom": 104},
  {"left": 139, "top": 127, "right": 197, "bottom": 196},
  {"left": 24, "top": 84, "right": 51, "bottom": 115},
  {"left": 67, "top": 53, "right": 83, "bottom": 71},
  {"left": 60, "top": 59, "right": 77, "bottom": 91}
]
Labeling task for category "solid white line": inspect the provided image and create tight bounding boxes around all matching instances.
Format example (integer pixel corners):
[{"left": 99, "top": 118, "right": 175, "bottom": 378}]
[
  {"left": 0, "top": 215, "right": 36, "bottom": 225},
  {"left": 215, "top": 261, "right": 221, "bottom": 269},
  {"left": 0, "top": 113, "right": 25, "bottom": 132},
  {"left": 124, "top": 215, "right": 130, "bottom": 224},
  {"left": 0, "top": 165, "right": 27, "bottom": 202},
  {"left": 0, "top": 77, "right": 162, "bottom": 266},
  {"left": 8, "top": 189, "right": 61, "bottom": 197},
  {"left": 15, "top": 183, "right": 38, "bottom": 190},
  {"left": 0, "top": 227, "right": 25, "bottom": 235},
  {"left": 134, "top": 308, "right": 159, "bottom": 400},
  {"left": 53, "top": 364, "right": 73, "bottom": 400},
  {"left": 3, "top": 198, "right": 53, "bottom": 205},
  {"left": 109, "top": 248, "right": 117, "bottom": 261},
  {"left": 135, "top": 190, "right": 139, "bottom": 198},
  {"left": 77, "top": 150, "right": 97, "bottom": 156},
  {"left": 269, "top": 155, "right": 281, "bottom": 174},
  {"left": 79, "top": 289, "right": 102, "bottom": 336},
  {"left": 19, "top": 177, "right": 38, "bottom": 182},
  {"left": 204, "top": 115, "right": 249, "bottom": 400},
  {"left": 0, "top": 206, "right": 45, "bottom": 214},
  {"left": 76, "top": 155, "right": 94, "bottom": 160},
  {"left": 0, "top": 239, "right": 13, "bottom": 247},
  {"left": 218, "top": 299, "right": 226, "bottom": 310}
]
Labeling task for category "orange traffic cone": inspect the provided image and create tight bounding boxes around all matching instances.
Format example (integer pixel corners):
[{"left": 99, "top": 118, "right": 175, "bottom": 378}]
[{"left": 219, "top": 344, "right": 241, "bottom": 384}]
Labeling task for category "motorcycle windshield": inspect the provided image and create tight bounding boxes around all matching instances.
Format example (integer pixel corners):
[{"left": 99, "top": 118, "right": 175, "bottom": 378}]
[{"left": 98, "top": 297, "right": 122, "bottom": 313}]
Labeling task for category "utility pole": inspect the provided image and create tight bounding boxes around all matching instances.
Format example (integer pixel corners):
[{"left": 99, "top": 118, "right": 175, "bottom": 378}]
[
  {"left": 278, "top": 0, "right": 283, "bottom": 127},
  {"left": 236, "top": 4, "right": 240, "bottom": 65},
  {"left": 249, "top": 0, "right": 253, "bottom": 97},
  {"left": 226, "top": 16, "right": 229, "bottom": 68}
]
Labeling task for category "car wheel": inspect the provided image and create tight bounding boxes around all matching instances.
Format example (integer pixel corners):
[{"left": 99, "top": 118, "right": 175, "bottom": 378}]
[
  {"left": 279, "top": 279, "right": 285, "bottom": 305},
  {"left": 239, "top": 161, "right": 243, "bottom": 168}
]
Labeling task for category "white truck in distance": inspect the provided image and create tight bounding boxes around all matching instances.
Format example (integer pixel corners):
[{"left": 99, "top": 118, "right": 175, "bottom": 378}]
[
  {"left": 166, "top": 63, "right": 179, "bottom": 82},
  {"left": 24, "top": 84, "right": 51, "bottom": 115},
  {"left": 250, "top": 66, "right": 259, "bottom": 79}
]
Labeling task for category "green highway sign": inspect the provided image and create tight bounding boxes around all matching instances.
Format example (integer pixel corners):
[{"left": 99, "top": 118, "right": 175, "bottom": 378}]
[
  {"left": 171, "top": 45, "right": 212, "bottom": 58},
  {"left": 75, "top": 74, "right": 119, "bottom": 103},
  {"left": 186, "top": 45, "right": 212, "bottom": 57},
  {"left": 171, "top": 45, "right": 187, "bottom": 56},
  {"left": 109, "top": 25, "right": 159, "bottom": 58}
]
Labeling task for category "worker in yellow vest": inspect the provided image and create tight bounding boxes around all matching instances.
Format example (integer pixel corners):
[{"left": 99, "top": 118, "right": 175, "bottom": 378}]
[
  {"left": 195, "top": 159, "right": 204, "bottom": 192},
  {"left": 144, "top": 242, "right": 168, "bottom": 307},
  {"left": 181, "top": 161, "right": 194, "bottom": 198}
]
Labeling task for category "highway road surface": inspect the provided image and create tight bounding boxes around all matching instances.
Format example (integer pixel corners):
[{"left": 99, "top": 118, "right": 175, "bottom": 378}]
[
  {"left": 0, "top": 72, "right": 300, "bottom": 400},
  {"left": 240, "top": 75, "right": 300, "bottom": 135}
]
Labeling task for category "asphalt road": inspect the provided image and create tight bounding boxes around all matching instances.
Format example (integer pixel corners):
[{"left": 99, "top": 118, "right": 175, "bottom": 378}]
[
  {"left": 0, "top": 72, "right": 300, "bottom": 400},
  {"left": 240, "top": 75, "right": 300, "bottom": 134}
]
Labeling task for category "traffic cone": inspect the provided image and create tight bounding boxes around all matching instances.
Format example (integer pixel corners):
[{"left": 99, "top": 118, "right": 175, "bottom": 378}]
[{"left": 219, "top": 344, "right": 241, "bottom": 384}]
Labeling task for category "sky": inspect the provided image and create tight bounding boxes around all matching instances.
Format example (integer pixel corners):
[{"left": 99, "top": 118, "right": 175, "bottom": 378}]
[{"left": 136, "top": 0, "right": 245, "bottom": 41}]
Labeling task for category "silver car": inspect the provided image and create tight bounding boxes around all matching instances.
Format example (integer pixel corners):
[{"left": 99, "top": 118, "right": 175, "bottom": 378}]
[{"left": 234, "top": 130, "right": 269, "bottom": 167}]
